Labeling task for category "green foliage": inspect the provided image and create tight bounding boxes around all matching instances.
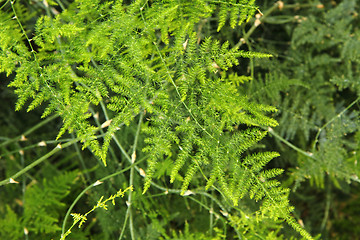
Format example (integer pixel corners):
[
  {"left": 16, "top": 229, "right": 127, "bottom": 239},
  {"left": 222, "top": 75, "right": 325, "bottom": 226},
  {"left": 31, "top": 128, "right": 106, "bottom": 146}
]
[
  {"left": 24, "top": 171, "right": 78, "bottom": 234},
  {"left": 0, "top": 170, "right": 78, "bottom": 239},
  {"left": 0, "top": 205, "right": 23, "bottom": 240},
  {"left": 1, "top": 0, "right": 360, "bottom": 239},
  {"left": 242, "top": 0, "right": 360, "bottom": 238},
  {"left": 246, "top": 0, "right": 360, "bottom": 188},
  {"left": 216, "top": 0, "right": 257, "bottom": 31},
  {"left": 61, "top": 186, "right": 132, "bottom": 240}
]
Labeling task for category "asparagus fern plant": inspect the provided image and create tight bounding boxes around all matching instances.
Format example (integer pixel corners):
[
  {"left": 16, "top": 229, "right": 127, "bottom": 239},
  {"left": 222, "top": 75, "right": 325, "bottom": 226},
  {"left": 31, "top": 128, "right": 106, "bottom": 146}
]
[{"left": 5, "top": 0, "right": 359, "bottom": 239}]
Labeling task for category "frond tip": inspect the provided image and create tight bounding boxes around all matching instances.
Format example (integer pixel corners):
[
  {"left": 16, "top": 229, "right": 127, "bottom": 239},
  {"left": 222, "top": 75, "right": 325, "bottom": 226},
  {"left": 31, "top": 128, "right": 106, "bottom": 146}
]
[
  {"left": 216, "top": 0, "right": 258, "bottom": 31},
  {"left": 61, "top": 186, "right": 132, "bottom": 240}
]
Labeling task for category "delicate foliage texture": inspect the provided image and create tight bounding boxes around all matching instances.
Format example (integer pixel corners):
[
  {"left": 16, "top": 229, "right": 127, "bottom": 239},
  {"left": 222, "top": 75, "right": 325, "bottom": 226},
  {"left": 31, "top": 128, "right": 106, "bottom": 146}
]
[
  {"left": 23, "top": 171, "right": 78, "bottom": 234},
  {"left": 245, "top": 0, "right": 360, "bottom": 189},
  {"left": 241, "top": 0, "right": 360, "bottom": 238},
  {"left": 61, "top": 186, "right": 133, "bottom": 240},
  {"left": 3, "top": 0, "right": 359, "bottom": 239},
  {"left": 0, "top": 171, "right": 78, "bottom": 239},
  {"left": 1, "top": 0, "right": 282, "bottom": 205}
]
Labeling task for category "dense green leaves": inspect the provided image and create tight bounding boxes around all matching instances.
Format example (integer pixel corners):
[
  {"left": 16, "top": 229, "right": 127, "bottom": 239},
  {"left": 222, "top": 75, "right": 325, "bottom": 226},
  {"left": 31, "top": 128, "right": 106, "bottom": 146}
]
[{"left": 2, "top": 0, "right": 359, "bottom": 239}]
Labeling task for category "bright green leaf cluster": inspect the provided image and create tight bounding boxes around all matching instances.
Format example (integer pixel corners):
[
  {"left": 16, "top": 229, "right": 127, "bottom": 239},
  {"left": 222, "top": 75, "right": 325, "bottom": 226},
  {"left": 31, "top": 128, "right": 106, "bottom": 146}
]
[{"left": 0, "top": 0, "right": 312, "bottom": 238}]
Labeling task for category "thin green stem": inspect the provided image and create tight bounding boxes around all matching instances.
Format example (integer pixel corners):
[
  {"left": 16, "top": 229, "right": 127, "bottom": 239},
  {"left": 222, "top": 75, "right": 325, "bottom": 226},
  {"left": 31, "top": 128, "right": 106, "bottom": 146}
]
[
  {"left": 187, "top": 196, "right": 222, "bottom": 223},
  {"left": 88, "top": 107, "right": 122, "bottom": 166},
  {"left": 100, "top": 101, "right": 110, "bottom": 121},
  {"left": 17, "top": 141, "right": 29, "bottom": 240},
  {"left": 126, "top": 112, "right": 144, "bottom": 240},
  {"left": 96, "top": 97, "right": 143, "bottom": 240},
  {"left": 267, "top": 127, "right": 317, "bottom": 160},
  {"left": 112, "top": 133, "right": 132, "bottom": 162},
  {"left": 0, "top": 0, "right": 10, "bottom": 10},
  {"left": 233, "top": 2, "right": 320, "bottom": 49},
  {"left": 246, "top": 36, "right": 255, "bottom": 79},
  {"left": 209, "top": 190, "right": 214, "bottom": 236},
  {"left": 0, "top": 137, "right": 80, "bottom": 186},
  {"left": 119, "top": 208, "right": 130, "bottom": 240},
  {"left": 268, "top": 126, "right": 360, "bottom": 184},
  {"left": 54, "top": 0, "right": 66, "bottom": 11},
  {"left": 312, "top": 97, "right": 360, "bottom": 152},
  {"left": 0, "top": 147, "right": 35, "bottom": 182},
  {"left": 187, "top": 196, "right": 239, "bottom": 239},
  {"left": 0, "top": 114, "right": 59, "bottom": 148},
  {"left": 233, "top": 2, "right": 280, "bottom": 49},
  {"left": 320, "top": 177, "right": 331, "bottom": 232},
  {"left": 61, "top": 158, "right": 146, "bottom": 237},
  {"left": 0, "top": 142, "right": 48, "bottom": 158},
  {"left": 71, "top": 133, "right": 91, "bottom": 183},
  {"left": 0, "top": 136, "right": 108, "bottom": 159}
]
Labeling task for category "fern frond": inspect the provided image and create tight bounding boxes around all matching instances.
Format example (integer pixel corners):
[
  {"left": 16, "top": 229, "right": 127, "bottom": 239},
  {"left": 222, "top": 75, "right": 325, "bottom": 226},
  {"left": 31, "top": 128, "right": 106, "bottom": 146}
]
[
  {"left": 215, "top": 0, "right": 258, "bottom": 32},
  {"left": 0, "top": 205, "right": 24, "bottom": 240},
  {"left": 23, "top": 171, "right": 78, "bottom": 234},
  {"left": 0, "top": 1, "right": 314, "bottom": 238}
]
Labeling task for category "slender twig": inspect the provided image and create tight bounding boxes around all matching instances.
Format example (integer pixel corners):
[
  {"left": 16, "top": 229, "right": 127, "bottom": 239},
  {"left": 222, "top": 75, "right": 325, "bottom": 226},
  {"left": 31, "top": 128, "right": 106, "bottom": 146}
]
[
  {"left": 267, "top": 127, "right": 316, "bottom": 159},
  {"left": 0, "top": 114, "right": 59, "bottom": 148},
  {"left": 118, "top": 209, "right": 130, "bottom": 240},
  {"left": 233, "top": 2, "right": 321, "bottom": 49},
  {"left": 61, "top": 158, "right": 146, "bottom": 237},
  {"left": 0, "top": 0, "right": 11, "bottom": 10},
  {"left": 0, "top": 135, "right": 107, "bottom": 159},
  {"left": 126, "top": 113, "right": 144, "bottom": 240},
  {"left": 0, "top": 137, "right": 80, "bottom": 186},
  {"left": 312, "top": 97, "right": 360, "bottom": 152},
  {"left": 88, "top": 107, "right": 123, "bottom": 168},
  {"left": 233, "top": 2, "right": 280, "bottom": 49},
  {"left": 266, "top": 125, "right": 360, "bottom": 185},
  {"left": 54, "top": 0, "right": 66, "bottom": 11},
  {"left": 71, "top": 133, "right": 91, "bottom": 183},
  {"left": 209, "top": 190, "right": 214, "bottom": 236},
  {"left": 320, "top": 177, "right": 331, "bottom": 232},
  {"left": 18, "top": 141, "right": 29, "bottom": 240}
]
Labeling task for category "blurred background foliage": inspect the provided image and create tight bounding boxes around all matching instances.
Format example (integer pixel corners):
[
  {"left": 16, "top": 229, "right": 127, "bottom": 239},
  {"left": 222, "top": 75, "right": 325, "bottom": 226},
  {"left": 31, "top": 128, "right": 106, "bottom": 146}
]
[
  {"left": 1, "top": 0, "right": 359, "bottom": 239},
  {"left": 239, "top": 0, "right": 360, "bottom": 239}
]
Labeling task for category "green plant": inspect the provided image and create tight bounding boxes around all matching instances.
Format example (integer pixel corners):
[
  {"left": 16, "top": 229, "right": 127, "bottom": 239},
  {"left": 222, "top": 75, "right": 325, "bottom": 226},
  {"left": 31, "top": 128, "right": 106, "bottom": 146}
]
[
  {"left": 1, "top": 0, "right": 359, "bottom": 239},
  {"left": 239, "top": 0, "right": 360, "bottom": 238}
]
